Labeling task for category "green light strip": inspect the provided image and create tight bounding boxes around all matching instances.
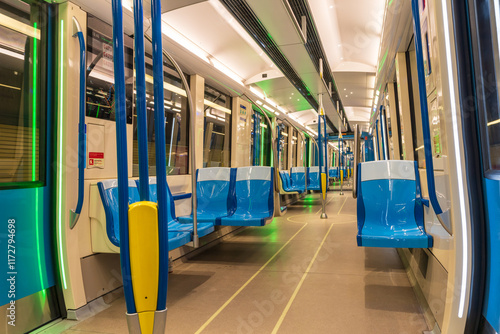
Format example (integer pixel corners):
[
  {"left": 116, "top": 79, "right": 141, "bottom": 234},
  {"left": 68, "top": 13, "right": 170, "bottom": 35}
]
[
  {"left": 35, "top": 189, "right": 46, "bottom": 297},
  {"left": 58, "top": 20, "right": 68, "bottom": 290},
  {"left": 32, "top": 22, "right": 38, "bottom": 181},
  {"left": 378, "top": 50, "right": 388, "bottom": 73},
  {"left": 96, "top": 104, "right": 100, "bottom": 118},
  {"left": 32, "top": 22, "right": 46, "bottom": 296},
  {"left": 261, "top": 126, "right": 265, "bottom": 166}
]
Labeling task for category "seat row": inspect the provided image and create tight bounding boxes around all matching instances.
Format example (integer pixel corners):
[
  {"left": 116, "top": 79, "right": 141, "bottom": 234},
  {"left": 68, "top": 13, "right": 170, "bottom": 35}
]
[
  {"left": 279, "top": 167, "right": 324, "bottom": 194},
  {"left": 97, "top": 166, "right": 274, "bottom": 251}
]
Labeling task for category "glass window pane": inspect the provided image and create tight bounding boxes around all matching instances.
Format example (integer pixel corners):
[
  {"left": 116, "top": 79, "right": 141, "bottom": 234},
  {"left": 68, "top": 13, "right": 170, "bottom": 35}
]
[
  {"left": 203, "top": 85, "right": 231, "bottom": 167},
  {"left": 132, "top": 51, "right": 189, "bottom": 176},
  {"left": 0, "top": 2, "right": 45, "bottom": 185},
  {"left": 488, "top": 0, "right": 500, "bottom": 169},
  {"left": 86, "top": 17, "right": 133, "bottom": 124}
]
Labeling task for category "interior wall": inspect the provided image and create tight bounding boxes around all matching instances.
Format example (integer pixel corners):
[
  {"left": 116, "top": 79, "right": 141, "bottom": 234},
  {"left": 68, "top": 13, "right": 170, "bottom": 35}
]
[{"left": 231, "top": 97, "right": 252, "bottom": 167}]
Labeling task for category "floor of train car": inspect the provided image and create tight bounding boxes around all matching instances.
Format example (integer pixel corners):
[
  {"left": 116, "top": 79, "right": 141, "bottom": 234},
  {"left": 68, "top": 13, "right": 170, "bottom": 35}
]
[{"left": 57, "top": 192, "right": 429, "bottom": 334}]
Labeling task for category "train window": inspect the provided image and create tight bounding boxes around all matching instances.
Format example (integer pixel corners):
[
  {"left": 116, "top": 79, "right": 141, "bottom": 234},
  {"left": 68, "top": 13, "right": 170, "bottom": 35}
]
[
  {"left": 86, "top": 17, "right": 133, "bottom": 124},
  {"left": 279, "top": 124, "right": 288, "bottom": 170},
  {"left": 131, "top": 50, "right": 190, "bottom": 176},
  {"left": 469, "top": 0, "right": 500, "bottom": 172},
  {"left": 0, "top": 1, "right": 46, "bottom": 186},
  {"left": 260, "top": 115, "right": 272, "bottom": 166},
  {"left": 203, "top": 85, "right": 231, "bottom": 167},
  {"left": 250, "top": 109, "right": 262, "bottom": 166},
  {"left": 291, "top": 129, "right": 298, "bottom": 167},
  {"left": 407, "top": 44, "right": 426, "bottom": 168}
]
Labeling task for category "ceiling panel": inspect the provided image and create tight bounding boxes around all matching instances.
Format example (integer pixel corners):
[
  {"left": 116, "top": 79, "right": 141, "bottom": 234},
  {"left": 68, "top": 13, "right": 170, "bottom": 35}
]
[
  {"left": 163, "top": 1, "right": 271, "bottom": 81},
  {"left": 246, "top": 0, "right": 303, "bottom": 46},
  {"left": 255, "top": 78, "right": 313, "bottom": 112},
  {"left": 279, "top": 44, "right": 318, "bottom": 76}
]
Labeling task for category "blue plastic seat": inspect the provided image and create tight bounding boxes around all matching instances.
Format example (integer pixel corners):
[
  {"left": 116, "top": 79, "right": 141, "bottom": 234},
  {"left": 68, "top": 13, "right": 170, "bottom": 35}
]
[
  {"left": 279, "top": 170, "right": 302, "bottom": 194},
  {"left": 220, "top": 166, "right": 274, "bottom": 226},
  {"left": 178, "top": 168, "right": 234, "bottom": 225},
  {"left": 142, "top": 177, "right": 215, "bottom": 238},
  {"left": 329, "top": 167, "right": 339, "bottom": 178},
  {"left": 290, "top": 167, "right": 306, "bottom": 192},
  {"left": 307, "top": 166, "right": 321, "bottom": 190},
  {"left": 357, "top": 160, "right": 433, "bottom": 248},
  {"left": 98, "top": 179, "right": 191, "bottom": 251}
]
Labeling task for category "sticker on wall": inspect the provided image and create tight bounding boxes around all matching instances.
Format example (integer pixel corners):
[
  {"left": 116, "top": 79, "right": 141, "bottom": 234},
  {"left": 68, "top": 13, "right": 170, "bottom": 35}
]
[
  {"left": 102, "top": 43, "right": 114, "bottom": 72},
  {"left": 89, "top": 152, "right": 104, "bottom": 168}
]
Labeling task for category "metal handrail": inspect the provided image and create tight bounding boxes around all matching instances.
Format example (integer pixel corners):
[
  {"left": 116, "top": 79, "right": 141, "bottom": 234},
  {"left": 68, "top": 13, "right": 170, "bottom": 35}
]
[
  {"left": 411, "top": 0, "right": 452, "bottom": 235},
  {"left": 69, "top": 17, "right": 85, "bottom": 229},
  {"left": 144, "top": 34, "right": 199, "bottom": 247}
]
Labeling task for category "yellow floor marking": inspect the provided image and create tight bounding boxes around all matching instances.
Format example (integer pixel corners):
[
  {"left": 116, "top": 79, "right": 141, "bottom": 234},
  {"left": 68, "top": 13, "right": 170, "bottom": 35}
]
[
  {"left": 195, "top": 222, "right": 309, "bottom": 334},
  {"left": 315, "top": 194, "right": 336, "bottom": 215},
  {"left": 271, "top": 223, "right": 334, "bottom": 334},
  {"left": 337, "top": 196, "right": 348, "bottom": 215}
]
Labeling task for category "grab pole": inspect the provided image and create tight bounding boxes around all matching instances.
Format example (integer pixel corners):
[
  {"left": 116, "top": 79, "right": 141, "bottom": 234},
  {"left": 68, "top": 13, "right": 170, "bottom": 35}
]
[
  {"left": 133, "top": 0, "right": 149, "bottom": 202},
  {"left": 69, "top": 17, "right": 86, "bottom": 229},
  {"left": 410, "top": 0, "right": 451, "bottom": 234}
]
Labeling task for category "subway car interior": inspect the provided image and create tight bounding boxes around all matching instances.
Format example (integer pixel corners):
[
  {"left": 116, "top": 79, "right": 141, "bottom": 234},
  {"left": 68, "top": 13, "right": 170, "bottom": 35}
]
[{"left": 0, "top": 0, "right": 499, "bottom": 333}]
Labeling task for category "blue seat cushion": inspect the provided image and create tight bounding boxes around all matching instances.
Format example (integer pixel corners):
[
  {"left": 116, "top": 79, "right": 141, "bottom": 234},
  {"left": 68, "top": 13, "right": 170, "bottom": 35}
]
[
  {"left": 168, "top": 232, "right": 191, "bottom": 251},
  {"left": 168, "top": 221, "right": 214, "bottom": 238},
  {"left": 177, "top": 214, "right": 221, "bottom": 225},
  {"left": 358, "top": 224, "right": 431, "bottom": 248},
  {"left": 220, "top": 216, "right": 270, "bottom": 227}
]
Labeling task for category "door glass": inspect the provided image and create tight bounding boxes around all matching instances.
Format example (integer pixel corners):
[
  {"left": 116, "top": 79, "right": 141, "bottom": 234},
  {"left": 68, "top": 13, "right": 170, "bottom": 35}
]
[
  {"left": 487, "top": 0, "right": 500, "bottom": 170},
  {"left": 0, "top": 3, "right": 45, "bottom": 186}
]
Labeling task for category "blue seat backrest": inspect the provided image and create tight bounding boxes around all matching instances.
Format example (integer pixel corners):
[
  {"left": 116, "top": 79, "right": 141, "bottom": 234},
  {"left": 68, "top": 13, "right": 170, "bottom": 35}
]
[
  {"left": 279, "top": 171, "right": 286, "bottom": 187},
  {"left": 308, "top": 166, "right": 320, "bottom": 186},
  {"left": 357, "top": 160, "right": 423, "bottom": 231},
  {"left": 138, "top": 176, "right": 177, "bottom": 223},
  {"left": 234, "top": 166, "right": 274, "bottom": 216},
  {"left": 98, "top": 179, "right": 140, "bottom": 247},
  {"left": 284, "top": 171, "right": 291, "bottom": 188},
  {"left": 197, "top": 167, "right": 234, "bottom": 216},
  {"left": 290, "top": 167, "right": 306, "bottom": 187}
]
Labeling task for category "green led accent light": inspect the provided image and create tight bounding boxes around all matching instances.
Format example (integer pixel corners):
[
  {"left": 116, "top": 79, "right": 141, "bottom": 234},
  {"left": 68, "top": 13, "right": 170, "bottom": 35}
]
[
  {"left": 378, "top": 50, "right": 388, "bottom": 73},
  {"left": 58, "top": 20, "right": 68, "bottom": 290},
  {"left": 261, "top": 126, "right": 265, "bottom": 166},
  {"left": 32, "top": 22, "right": 46, "bottom": 296},
  {"left": 32, "top": 22, "right": 38, "bottom": 181},
  {"left": 96, "top": 104, "right": 100, "bottom": 118}
]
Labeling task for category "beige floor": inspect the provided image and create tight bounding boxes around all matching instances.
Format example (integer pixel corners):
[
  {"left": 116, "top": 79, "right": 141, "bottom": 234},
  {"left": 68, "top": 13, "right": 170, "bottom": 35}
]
[{"left": 58, "top": 192, "right": 429, "bottom": 334}]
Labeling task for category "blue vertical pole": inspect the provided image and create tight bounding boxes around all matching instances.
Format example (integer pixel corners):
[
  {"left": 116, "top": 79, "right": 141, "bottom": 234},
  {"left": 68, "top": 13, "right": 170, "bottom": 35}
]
[
  {"left": 317, "top": 116, "right": 322, "bottom": 169},
  {"left": 111, "top": 0, "right": 134, "bottom": 314},
  {"left": 133, "top": 0, "right": 149, "bottom": 201},
  {"left": 378, "top": 106, "right": 387, "bottom": 160},
  {"left": 323, "top": 116, "right": 328, "bottom": 173},
  {"left": 411, "top": 0, "right": 443, "bottom": 215},
  {"left": 375, "top": 120, "right": 381, "bottom": 161},
  {"left": 151, "top": 0, "right": 169, "bottom": 311}
]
